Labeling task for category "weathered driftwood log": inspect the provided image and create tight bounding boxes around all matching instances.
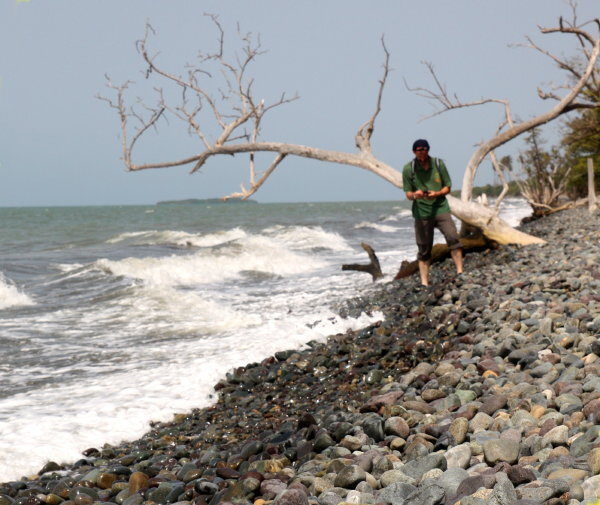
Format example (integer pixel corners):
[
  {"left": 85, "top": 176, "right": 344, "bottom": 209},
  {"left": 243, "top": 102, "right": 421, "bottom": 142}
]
[
  {"left": 447, "top": 196, "right": 545, "bottom": 245},
  {"left": 524, "top": 197, "right": 589, "bottom": 219},
  {"left": 342, "top": 242, "right": 383, "bottom": 281},
  {"left": 393, "top": 237, "right": 493, "bottom": 280}
]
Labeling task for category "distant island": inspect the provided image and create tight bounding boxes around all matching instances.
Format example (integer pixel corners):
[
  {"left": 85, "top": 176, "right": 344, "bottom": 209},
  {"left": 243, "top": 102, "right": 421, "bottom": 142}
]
[{"left": 157, "top": 198, "right": 258, "bottom": 205}]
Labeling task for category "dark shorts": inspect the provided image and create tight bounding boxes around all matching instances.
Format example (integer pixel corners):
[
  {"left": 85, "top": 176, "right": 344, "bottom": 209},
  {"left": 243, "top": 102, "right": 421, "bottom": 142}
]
[{"left": 414, "top": 212, "right": 462, "bottom": 261}]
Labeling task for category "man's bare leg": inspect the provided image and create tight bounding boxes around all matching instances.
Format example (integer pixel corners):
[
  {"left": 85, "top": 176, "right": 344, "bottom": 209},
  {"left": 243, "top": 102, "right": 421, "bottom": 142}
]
[
  {"left": 451, "top": 248, "right": 463, "bottom": 274},
  {"left": 418, "top": 260, "right": 430, "bottom": 286}
]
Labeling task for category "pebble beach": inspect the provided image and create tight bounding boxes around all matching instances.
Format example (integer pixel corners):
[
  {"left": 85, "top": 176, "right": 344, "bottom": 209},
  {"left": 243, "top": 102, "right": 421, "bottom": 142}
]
[{"left": 1, "top": 206, "right": 599, "bottom": 505}]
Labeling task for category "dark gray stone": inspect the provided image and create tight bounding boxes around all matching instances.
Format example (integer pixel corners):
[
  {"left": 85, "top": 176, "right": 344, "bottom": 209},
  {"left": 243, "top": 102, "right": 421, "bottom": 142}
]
[
  {"left": 401, "top": 453, "right": 447, "bottom": 479},
  {"left": 377, "top": 482, "right": 416, "bottom": 505}
]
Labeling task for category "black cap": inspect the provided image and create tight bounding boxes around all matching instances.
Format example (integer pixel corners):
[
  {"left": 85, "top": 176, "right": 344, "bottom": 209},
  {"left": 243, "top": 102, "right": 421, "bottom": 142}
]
[{"left": 412, "top": 139, "right": 430, "bottom": 151}]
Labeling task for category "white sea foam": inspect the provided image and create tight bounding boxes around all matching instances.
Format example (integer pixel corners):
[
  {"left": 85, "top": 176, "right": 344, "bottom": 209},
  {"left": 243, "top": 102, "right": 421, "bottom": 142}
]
[
  {"left": 0, "top": 274, "right": 34, "bottom": 310},
  {"left": 354, "top": 221, "right": 398, "bottom": 233},
  {"left": 0, "top": 308, "right": 380, "bottom": 483},
  {"left": 107, "top": 228, "right": 248, "bottom": 248},
  {"left": 263, "top": 225, "right": 353, "bottom": 252},
  {"left": 496, "top": 197, "right": 532, "bottom": 227},
  {"left": 97, "top": 235, "right": 327, "bottom": 287}
]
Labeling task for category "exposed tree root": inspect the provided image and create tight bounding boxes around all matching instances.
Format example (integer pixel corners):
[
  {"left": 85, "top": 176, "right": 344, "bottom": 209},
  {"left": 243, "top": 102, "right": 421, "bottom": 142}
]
[{"left": 341, "top": 242, "right": 384, "bottom": 281}]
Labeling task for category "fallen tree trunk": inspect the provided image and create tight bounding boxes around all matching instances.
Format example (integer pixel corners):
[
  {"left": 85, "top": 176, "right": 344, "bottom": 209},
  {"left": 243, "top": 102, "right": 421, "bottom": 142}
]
[
  {"left": 393, "top": 236, "right": 495, "bottom": 280},
  {"left": 447, "top": 196, "right": 546, "bottom": 245}
]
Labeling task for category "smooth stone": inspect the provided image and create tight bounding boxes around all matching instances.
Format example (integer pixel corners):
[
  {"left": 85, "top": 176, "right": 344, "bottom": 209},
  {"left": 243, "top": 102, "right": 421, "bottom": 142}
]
[
  {"left": 371, "top": 455, "right": 393, "bottom": 477},
  {"left": 448, "top": 417, "right": 469, "bottom": 445},
  {"left": 73, "top": 495, "right": 93, "bottom": 505},
  {"left": 379, "top": 469, "right": 416, "bottom": 487},
  {"left": 339, "top": 436, "right": 365, "bottom": 452},
  {"left": 542, "top": 425, "right": 569, "bottom": 446},
  {"left": 483, "top": 439, "right": 520, "bottom": 465},
  {"left": 491, "top": 472, "right": 517, "bottom": 505},
  {"left": 434, "top": 362, "right": 456, "bottom": 376},
  {"left": 344, "top": 490, "right": 376, "bottom": 504},
  {"left": 333, "top": 465, "right": 366, "bottom": 489},
  {"left": 313, "top": 432, "right": 336, "bottom": 453},
  {"left": 515, "top": 486, "right": 555, "bottom": 502},
  {"left": 45, "top": 495, "right": 64, "bottom": 505},
  {"left": 384, "top": 417, "right": 410, "bottom": 439},
  {"left": 114, "top": 489, "right": 131, "bottom": 505},
  {"left": 583, "top": 398, "right": 600, "bottom": 418},
  {"left": 405, "top": 484, "right": 445, "bottom": 505},
  {"left": 128, "top": 472, "right": 149, "bottom": 495},
  {"left": 431, "top": 393, "right": 462, "bottom": 413},
  {"left": 68, "top": 488, "right": 98, "bottom": 503},
  {"left": 454, "top": 390, "right": 476, "bottom": 405},
  {"left": 308, "top": 477, "right": 333, "bottom": 496},
  {"left": 582, "top": 474, "right": 600, "bottom": 501},
  {"left": 469, "top": 412, "right": 493, "bottom": 433},
  {"left": 317, "top": 491, "right": 343, "bottom": 505},
  {"left": 479, "top": 395, "right": 508, "bottom": 416},
  {"left": 470, "top": 430, "right": 500, "bottom": 456},
  {"left": 547, "top": 468, "right": 589, "bottom": 484},
  {"left": 510, "top": 410, "right": 538, "bottom": 429},
  {"left": 121, "top": 496, "right": 142, "bottom": 505},
  {"left": 401, "top": 453, "right": 447, "bottom": 480},
  {"left": 438, "top": 372, "right": 461, "bottom": 388},
  {"left": 436, "top": 467, "right": 469, "bottom": 497},
  {"left": 445, "top": 444, "right": 471, "bottom": 469},
  {"left": 389, "top": 437, "right": 406, "bottom": 451},
  {"left": 273, "top": 488, "right": 309, "bottom": 505},
  {"left": 421, "top": 468, "right": 443, "bottom": 482},
  {"left": 39, "top": 461, "right": 63, "bottom": 475},
  {"left": 529, "top": 405, "right": 546, "bottom": 419},
  {"left": 79, "top": 469, "right": 102, "bottom": 484},
  {"left": 194, "top": 480, "right": 219, "bottom": 495},
  {"left": 570, "top": 425, "right": 600, "bottom": 457},
  {"left": 96, "top": 473, "right": 117, "bottom": 490},
  {"left": 454, "top": 474, "right": 496, "bottom": 499},
  {"left": 506, "top": 465, "right": 536, "bottom": 485},
  {"left": 555, "top": 393, "right": 583, "bottom": 413},
  {"left": 588, "top": 448, "right": 600, "bottom": 475},
  {"left": 421, "top": 389, "right": 446, "bottom": 402},
  {"left": 249, "top": 457, "right": 289, "bottom": 473},
  {"left": 376, "top": 482, "right": 417, "bottom": 504},
  {"left": 361, "top": 417, "right": 385, "bottom": 442},
  {"left": 402, "top": 401, "right": 434, "bottom": 415}
]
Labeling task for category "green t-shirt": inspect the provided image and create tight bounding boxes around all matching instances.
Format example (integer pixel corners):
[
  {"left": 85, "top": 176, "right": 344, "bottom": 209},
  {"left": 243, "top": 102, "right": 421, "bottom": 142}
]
[{"left": 402, "top": 157, "right": 452, "bottom": 219}]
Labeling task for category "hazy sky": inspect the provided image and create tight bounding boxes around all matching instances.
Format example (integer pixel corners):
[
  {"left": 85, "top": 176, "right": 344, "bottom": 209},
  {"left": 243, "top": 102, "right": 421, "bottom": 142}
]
[{"left": 1, "top": 0, "right": 598, "bottom": 206}]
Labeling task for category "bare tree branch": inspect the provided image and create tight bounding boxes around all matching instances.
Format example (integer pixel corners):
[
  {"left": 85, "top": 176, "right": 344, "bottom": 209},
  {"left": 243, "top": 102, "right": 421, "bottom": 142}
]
[
  {"left": 405, "top": 62, "right": 515, "bottom": 124},
  {"left": 488, "top": 150, "right": 510, "bottom": 217},
  {"left": 355, "top": 36, "right": 390, "bottom": 153},
  {"left": 100, "top": 12, "right": 600, "bottom": 247}
]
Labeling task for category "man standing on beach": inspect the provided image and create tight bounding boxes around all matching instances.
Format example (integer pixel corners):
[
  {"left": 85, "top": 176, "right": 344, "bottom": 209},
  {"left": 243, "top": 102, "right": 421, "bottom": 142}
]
[{"left": 402, "top": 139, "right": 463, "bottom": 287}]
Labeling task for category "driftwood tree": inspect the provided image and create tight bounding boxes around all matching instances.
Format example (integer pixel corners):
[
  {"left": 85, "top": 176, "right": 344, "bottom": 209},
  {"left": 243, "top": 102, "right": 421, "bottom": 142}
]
[
  {"left": 516, "top": 128, "right": 574, "bottom": 216},
  {"left": 100, "top": 9, "right": 600, "bottom": 248}
]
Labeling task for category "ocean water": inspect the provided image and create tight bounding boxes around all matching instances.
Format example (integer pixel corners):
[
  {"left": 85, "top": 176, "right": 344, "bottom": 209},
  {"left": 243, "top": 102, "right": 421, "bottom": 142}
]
[{"left": 0, "top": 198, "right": 531, "bottom": 482}]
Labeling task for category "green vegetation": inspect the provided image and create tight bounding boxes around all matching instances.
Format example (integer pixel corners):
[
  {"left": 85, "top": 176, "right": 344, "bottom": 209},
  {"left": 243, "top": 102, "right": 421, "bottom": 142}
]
[
  {"left": 561, "top": 107, "right": 600, "bottom": 197},
  {"left": 451, "top": 182, "right": 521, "bottom": 199}
]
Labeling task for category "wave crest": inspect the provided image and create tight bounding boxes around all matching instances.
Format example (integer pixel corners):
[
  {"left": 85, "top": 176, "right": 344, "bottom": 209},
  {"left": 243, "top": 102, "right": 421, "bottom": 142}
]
[{"left": 0, "top": 274, "right": 34, "bottom": 310}]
